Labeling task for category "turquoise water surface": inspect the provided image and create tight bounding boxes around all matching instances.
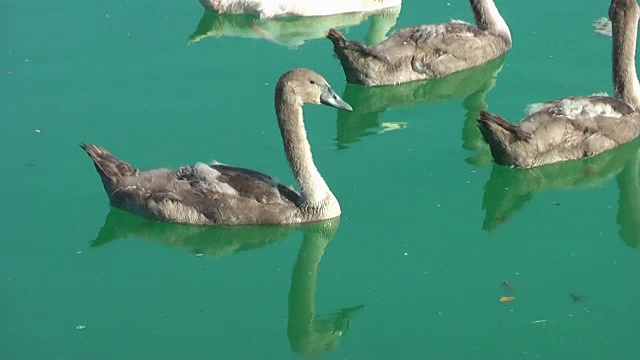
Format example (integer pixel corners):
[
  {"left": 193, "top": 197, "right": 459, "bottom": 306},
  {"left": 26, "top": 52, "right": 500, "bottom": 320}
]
[{"left": 3, "top": 1, "right": 640, "bottom": 359}]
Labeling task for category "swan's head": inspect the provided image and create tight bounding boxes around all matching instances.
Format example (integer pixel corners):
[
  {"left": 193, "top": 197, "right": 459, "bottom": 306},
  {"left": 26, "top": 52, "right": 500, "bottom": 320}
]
[
  {"left": 609, "top": 0, "right": 640, "bottom": 25},
  {"left": 276, "top": 68, "right": 353, "bottom": 111}
]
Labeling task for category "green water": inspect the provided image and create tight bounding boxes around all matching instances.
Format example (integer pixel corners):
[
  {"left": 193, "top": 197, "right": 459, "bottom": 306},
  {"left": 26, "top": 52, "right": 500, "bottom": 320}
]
[{"left": 3, "top": 0, "right": 640, "bottom": 359}]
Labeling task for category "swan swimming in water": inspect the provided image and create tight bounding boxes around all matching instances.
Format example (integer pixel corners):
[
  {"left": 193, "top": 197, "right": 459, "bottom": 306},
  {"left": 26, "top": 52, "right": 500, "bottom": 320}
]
[
  {"left": 326, "top": 0, "right": 512, "bottom": 86},
  {"left": 81, "top": 69, "right": 353, "bottom": 226},
  {"left": 199, "top": 0, "right": 402, "bottom": 19},
  {"left": 477, "top": 0, "right": 640, "bottom": 169}
]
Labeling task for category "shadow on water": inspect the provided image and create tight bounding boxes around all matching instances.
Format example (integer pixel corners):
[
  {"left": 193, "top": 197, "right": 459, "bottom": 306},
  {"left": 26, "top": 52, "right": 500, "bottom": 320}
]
[
  {"left": 187, "top": 6, "right": 401, "bottom": 47},
  {"left": 334, "top": 54, "right": 508, "bottom": 162},
  {"left": 91, "top": 212, "right": 363, "bottom": 357},
  {"left": 481, "top": 137, "right": 640, "bottom": 248}
]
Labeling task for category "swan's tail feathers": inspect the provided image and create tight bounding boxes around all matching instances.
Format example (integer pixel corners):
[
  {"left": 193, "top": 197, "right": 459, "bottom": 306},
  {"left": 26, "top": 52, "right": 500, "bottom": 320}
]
[
  {"left": 80, "top": 143, "right": 138, "bottom": 193},
  {"left": 477, "top": 110, "right": 532, "bottom": 142},
  {"left": 327, "top": 28, "right": 350, "bottom": 48},
  {"left": 327, "top": 28, "right": 378, "bottom": 57}
]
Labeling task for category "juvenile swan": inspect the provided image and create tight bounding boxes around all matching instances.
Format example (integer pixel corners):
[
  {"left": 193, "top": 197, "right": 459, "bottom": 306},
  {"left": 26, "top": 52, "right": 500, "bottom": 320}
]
[
  {"left": 477, "top": 0, "right": 640, "bottom": 169},
  {"left": 326, "top": 0, "right": 511, "bottom": 86},
  {"left": 81, "top": 69, "right": 353, "bottom": 226}
]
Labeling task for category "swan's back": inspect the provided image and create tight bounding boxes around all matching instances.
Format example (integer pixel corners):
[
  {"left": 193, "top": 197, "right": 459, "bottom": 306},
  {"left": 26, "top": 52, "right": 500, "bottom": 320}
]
[
  {"left": 81, "top": 144, "right": 306, "bottom": 225},
  {"left": 119, "top": 162, "right": 305, "bottom": 225},
  {"left": 384, "top": 21, "right": 508, "bottom": 65},
  {"left": 524, "top": 95, "right": 636, "bottom": 119}
]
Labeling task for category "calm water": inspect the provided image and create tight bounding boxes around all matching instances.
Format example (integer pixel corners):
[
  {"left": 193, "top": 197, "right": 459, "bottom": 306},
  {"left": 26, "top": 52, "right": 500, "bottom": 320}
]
[{"left": 3, "top": 0, "right": 640, "bottom": 359}]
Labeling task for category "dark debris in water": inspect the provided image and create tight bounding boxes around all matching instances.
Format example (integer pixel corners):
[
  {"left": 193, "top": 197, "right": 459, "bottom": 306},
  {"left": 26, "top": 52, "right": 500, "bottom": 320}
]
[
  {"left": 570, "top": 293, "right": 586, "bottom": 302},
  {"left": 501, "top": 280, "right": 514, "bottom": 292}
]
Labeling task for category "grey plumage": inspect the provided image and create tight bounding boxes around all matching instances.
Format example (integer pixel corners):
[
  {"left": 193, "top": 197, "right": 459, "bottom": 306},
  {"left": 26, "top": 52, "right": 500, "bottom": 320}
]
[
  {"left": 81, "top": 68, "right": 353, "bottom": 226},
  {"left": 326, "top": 0, "right": 511, "bottom": 86},
  {"left": 478, "top": 0, "right": 640, "bottom": 169}
]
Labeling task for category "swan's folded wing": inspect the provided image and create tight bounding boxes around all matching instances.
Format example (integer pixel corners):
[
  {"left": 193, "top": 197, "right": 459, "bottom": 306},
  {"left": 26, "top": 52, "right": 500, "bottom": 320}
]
[
  {"left": 149, "top": 163, "right": 303, "bottom": 224},
  {"left": 411, "top": 21, "right": 482, "bottom": 44},
  {"left": 205, "top": 163, "right": 302, "bottom": 205},
  {"left": 521, "top": 96, "right": 640, "bottom": 155},
  {"left": 525, "top": 95, "right": 636, "bottom": 119},
  {"left": 376, "top": 22, "right": 480, "bottom": 57},
  {"left": 518, "top": 97, "right": 636, "bottom": 148},
  {"left": 386, "top": 22, "right": 503, "bottom": 76},
  {"left": 588, "top": 114, "right": 640, "bottom": 144}
]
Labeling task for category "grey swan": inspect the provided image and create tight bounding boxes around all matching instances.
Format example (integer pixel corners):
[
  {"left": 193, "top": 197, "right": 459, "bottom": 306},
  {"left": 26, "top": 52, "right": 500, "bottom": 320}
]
[
  {"left": 477, "top": 0, "right": 640, "bottom": 169},
  {"left": 326, "top": 0, "right": 511, "bottom": 86},
  {"left": 81, "top": 68, "right": 353, "bottom": 226}
]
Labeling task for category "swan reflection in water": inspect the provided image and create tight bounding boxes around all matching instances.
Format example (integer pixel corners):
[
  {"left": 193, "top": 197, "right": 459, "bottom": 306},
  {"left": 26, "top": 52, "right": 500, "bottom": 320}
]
[
  {"left": 91, "top": 207, "right": 296, "bottom": 256},
  {"left": 187, "top": 6, "right": 401, "bottom": 47},
  {"left": 334, "top": 54, "right": 507, "bottom": 165},
  {"left": 286, "top": 219, "right": 364, "bottom": 357},
  {"left": 91, "top": 212, "right": 363, "bottom": 357},
  {"left": 481, "top": 137, "right": 640, "bottom": 249}
]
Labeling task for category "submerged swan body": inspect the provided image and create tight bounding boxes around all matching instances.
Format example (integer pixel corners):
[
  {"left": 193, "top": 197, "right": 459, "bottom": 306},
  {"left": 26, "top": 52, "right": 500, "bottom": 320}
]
[
  {"left": 199, "top": 0, "right": 402, "bottom": 18},
  {"left": 81, "top": 69, "right": 353, "bottom": 226},
  {"left": 326, "top": 0, "right": 511, "bottom": 86},
  {"left": 477, "top": 0, "right": 640, "bottom": 169}
]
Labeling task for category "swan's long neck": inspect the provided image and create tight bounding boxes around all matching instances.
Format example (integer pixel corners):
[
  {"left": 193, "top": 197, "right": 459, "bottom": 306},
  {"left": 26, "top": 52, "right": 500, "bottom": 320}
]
[
  {"left": 470, "top": 0, "right": 511, "bottom": 43},
  {"left": 276, "top": 98, "right": 336, "bottom": 209},
  {"left": 613, "top": 8, "right": 640, "bottom": 110}
]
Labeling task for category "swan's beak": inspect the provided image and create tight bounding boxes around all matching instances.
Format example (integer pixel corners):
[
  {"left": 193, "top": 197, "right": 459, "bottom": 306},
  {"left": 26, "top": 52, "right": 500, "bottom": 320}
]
[{"left": 320, "top": 86, "right": 353, "bottom": 112}]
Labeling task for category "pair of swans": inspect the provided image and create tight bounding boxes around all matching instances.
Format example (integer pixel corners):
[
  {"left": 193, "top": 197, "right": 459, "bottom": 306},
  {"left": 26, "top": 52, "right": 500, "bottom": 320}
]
[
  {"left": 325, "top": 0, "right": 640, "bottom": 169},
  {"left": 81, "top": 0, "right": 640, "bottom": 226}
]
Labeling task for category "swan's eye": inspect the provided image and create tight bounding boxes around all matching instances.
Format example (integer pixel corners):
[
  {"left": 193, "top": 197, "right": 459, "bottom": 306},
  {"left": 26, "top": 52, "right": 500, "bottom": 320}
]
[{"left": 309, "top": 80, "right": 316, "bottom": 85}]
